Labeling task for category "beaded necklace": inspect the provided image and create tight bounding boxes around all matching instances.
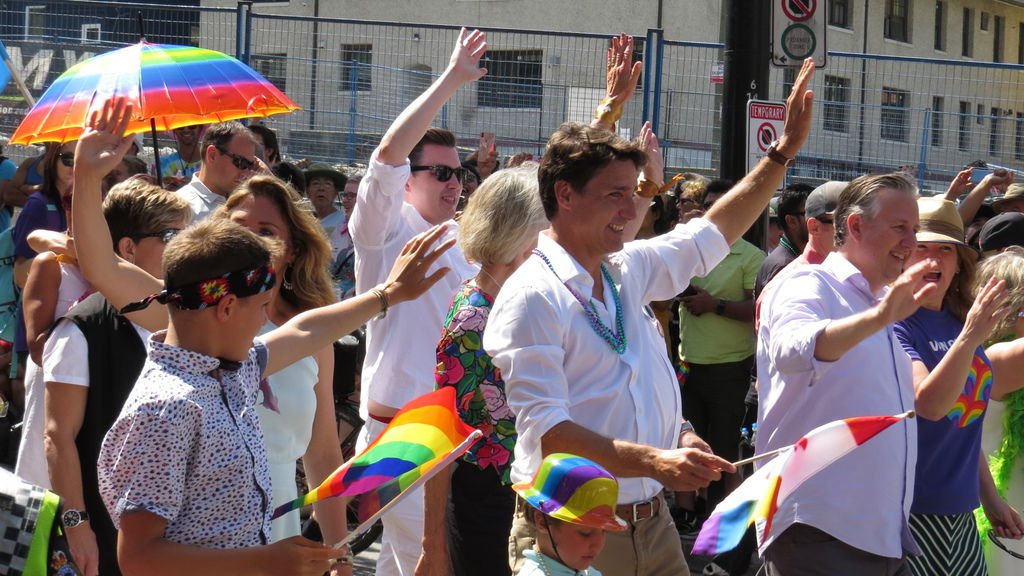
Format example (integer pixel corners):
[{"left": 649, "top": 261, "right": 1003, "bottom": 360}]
[
  {"left": 533, "top": 249, "right": 626, "bottom": 354},
  {"left": 535, "top": 551, "right": 593, "bottom": 576}
]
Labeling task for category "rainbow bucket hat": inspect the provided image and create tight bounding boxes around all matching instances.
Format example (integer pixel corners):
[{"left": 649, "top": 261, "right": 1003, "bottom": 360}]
[{"left": 512, "top": 453, "right": 628, "bottom": 531}]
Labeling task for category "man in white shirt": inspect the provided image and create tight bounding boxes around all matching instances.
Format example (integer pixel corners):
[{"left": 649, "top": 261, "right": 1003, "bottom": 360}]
[
  {"left": 756, "top": 173, "right": 937, "bottom": 575},
  {"left": 348, "top": 29, "right": 485, "bottom": 575},
  {"left": 484, "top": 59, "right": 816, "bottom": 576},
  {"left": 175, "top": 122, "right": 258, "bottom": 222}
]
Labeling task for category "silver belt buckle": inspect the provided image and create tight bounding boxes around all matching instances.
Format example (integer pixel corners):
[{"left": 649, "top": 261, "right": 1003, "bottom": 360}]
[{"left": 631, "top": 498, "right": 651, "bottom": 522}]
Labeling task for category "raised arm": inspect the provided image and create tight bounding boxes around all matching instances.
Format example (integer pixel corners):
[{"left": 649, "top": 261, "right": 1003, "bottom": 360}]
[
  {"left": 262, "top": 225, "right": 455, "bottom": 374},
  {"left": 706, "top": 58, "right": 814, "bottom": 245},
  {"left": 625, "top": 122, "right": 662, "bottom": 241},
  {"left": 957, "top": 170, "right": 1014, "bottom": 226},
  {"left": 72, "top": 99, "right": 167, "bottom": 332},
  {"left": 591, "top": 33, "right": 642, "bottom": 132},
  {"left": 900, "top": 278, "right": 1009, "bottom": 419},
  {"left": 376, "top": 29, "right": 487, "bottom": 166}
]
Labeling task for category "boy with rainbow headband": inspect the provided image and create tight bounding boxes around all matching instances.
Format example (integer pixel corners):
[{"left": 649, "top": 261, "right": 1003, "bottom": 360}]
[{"left": 513, "top": 454, "right": 628, "bottom": 576}]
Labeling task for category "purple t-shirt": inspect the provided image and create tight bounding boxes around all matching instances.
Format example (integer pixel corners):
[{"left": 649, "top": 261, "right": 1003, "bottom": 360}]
[
  {"left": 12, "top": 191, "right": 67, "bottom": 353},
  {"left": 894, "top": 306, "right": 992, "bottom": 515}
]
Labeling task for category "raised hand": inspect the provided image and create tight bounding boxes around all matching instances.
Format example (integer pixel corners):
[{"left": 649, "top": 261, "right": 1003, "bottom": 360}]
[
  {"left": 383, "top": 224, "right": 456, "bottom": 305},
  {"left": 876, "top": 259, "right": 940, "bottom": 325},
  {"left": 983, "top": 168, "right": 1015, "bottom": 195},
  {"left": 777, "top": 58, "right": 815, "bottom": 159},
  {"left": 944, "top": 168, "right": 973, "bottom": 201},
  {"left": 960, "top": 276, "right": 1011, "bottom": 348},
  {"left": 606, "top": 32, "right": 642, "bottom": 104},
  {"left": 75, "top": 97, "right": 136, "bottom": 182},
  {"left": 446, "top": 28, "right": 488, "bottom": 85},
  {"left": 638, "top": 121, "right": 664, "bottom": 186}
]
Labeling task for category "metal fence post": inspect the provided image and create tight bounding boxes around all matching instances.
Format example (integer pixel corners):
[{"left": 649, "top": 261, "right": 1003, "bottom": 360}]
[
  {"left": 917, "top": 108, "right": 932, "bottom": 190},
  {"left": 346, "top": 62, "right": 359, "bottom": 165},
  {"left": 241, "top": 1, "right": 253, "bottom": 64},
  {"left": 642, "top": 29, "right": 656, "bottom": 124},
  {"left": 651, "top": 29, "right": 664, "bottom": 139}
]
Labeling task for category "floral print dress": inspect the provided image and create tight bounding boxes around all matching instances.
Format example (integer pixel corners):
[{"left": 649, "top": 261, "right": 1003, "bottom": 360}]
[{"left": 435, "top": 282, "right": 516, "bottom": 484}]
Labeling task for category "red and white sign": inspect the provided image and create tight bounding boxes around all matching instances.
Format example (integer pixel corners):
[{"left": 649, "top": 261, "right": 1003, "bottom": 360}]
[
  {"left": 773, "top": 0, "right": 826, "bottom": 67},
  {"left": 747, "top": 100, "right": 787, "bottom": 177}
]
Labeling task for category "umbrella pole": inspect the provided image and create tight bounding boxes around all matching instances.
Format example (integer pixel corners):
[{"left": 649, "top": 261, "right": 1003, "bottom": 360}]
[{"left": 151, "top": 119, "right": 162, "bottom": 188}]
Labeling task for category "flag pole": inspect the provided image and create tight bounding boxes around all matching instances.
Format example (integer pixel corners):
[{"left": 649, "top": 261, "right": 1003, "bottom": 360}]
[
  {"left": 731, "top": 410, "right": 916, "bottom": 468},
  {"left": 331, "top": 429, "right": 483, "bottom": 550},
  {"left": 0, "top": 42, "right": 35, "bottom": 107}
]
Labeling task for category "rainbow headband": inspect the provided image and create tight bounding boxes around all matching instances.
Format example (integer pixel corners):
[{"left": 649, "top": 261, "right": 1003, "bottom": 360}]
[{"left": 120, "top": 264, "right": 276, "bottom": 314}]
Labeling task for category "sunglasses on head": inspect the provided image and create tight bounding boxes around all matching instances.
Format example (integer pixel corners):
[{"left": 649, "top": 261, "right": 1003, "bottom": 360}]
[
  {"left": 133, "top": 228, "right": 182, "bottom": 244},
  {"left": 410, "top": 165, "right": 469, "bottom": 184},
  {"left": 58, "top": 152, "right": 75, "bottom": 168},
  {"left": 214, "top": 146, "right": 256, "bottom": 171}
]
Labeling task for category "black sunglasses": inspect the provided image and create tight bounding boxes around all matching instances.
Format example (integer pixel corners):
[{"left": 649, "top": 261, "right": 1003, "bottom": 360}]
[
  {"left": 58, "top": 152, "right": 75, "bottom": 168},
  {"left": 215, "top": 146, "right": 256, "bottom": 171},
  {"left": 988, "top": 531, "right": 1024, "bottom": 560},
  {"left": 410, "top": 165, "right": 468, "bottom": 184},
  {"left": 133, "top": 228, "right": 182, "bottom": 244}
]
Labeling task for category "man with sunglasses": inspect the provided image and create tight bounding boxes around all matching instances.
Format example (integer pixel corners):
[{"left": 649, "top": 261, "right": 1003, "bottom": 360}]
[
  {"left": 347, "top": 29, "right": 486, "bottom": 576},
  {"left": 174, "top": 121, "right": 257, "bottom": 222}
]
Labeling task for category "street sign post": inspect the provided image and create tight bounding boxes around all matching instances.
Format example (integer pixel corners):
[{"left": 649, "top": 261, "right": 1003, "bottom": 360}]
[
  {"left": 747, "top": 100, "right": 787, "bottom": 177},
  {"left": 772, "top": 0, "right": 826, "bottom": 67}
]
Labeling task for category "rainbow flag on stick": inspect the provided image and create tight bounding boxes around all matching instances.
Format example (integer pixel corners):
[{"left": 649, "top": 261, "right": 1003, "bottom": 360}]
[
  {"left": 692, "top": 411, "right": 914, "bottom": 556},
  {"left": 272, "top": 387, "right": 481, "bottom": 524}
]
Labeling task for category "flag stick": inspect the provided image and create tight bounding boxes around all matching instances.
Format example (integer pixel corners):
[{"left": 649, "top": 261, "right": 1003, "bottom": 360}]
[
  {"left": 731, "top": 410, "right": 915, "bottom": 468},
  {"left": 0, "top": 43, "right": 35, "bottom": 107},
  {"left": 331, "top": 429, "right": 483, "bottom": 550}
]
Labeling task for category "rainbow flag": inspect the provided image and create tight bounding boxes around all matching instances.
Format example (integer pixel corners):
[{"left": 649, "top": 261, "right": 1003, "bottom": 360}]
[
  {"left": 272, "top": 387, "right": 479, "bottom": 520},
  {"left": 692, "top": 412, "right": 913, "bottom": 555}
]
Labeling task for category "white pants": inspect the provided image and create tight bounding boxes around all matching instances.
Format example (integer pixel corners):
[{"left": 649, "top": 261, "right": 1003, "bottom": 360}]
[
  {"left": 14, "top": 358, "right": 49, "bottom": 489},
  {"left": 358, "top": 417, "right": 425, "bottom": 576}
]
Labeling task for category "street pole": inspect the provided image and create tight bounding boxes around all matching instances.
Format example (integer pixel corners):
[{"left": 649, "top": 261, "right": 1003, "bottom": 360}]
[{"left": 721, "top": 0, "right": 771, "bottom": 247}]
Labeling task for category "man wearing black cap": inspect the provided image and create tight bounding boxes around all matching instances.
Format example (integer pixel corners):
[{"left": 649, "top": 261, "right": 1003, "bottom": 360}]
[{"left": 980, "top": 212, "right": 1024, "bottom": 257}]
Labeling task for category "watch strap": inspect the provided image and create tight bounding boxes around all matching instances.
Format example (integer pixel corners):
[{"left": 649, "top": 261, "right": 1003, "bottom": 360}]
[
  {"left": 715, "top": 299, "right": 727, "bottom": 315},
  {"left": 766, "top": 141, "right": 795, "bottom": 167}
]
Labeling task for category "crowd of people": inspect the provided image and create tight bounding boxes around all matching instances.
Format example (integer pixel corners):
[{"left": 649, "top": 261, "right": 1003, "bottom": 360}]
[{"left": 0, "top": 26, "right": 1023, "bottom": 576}]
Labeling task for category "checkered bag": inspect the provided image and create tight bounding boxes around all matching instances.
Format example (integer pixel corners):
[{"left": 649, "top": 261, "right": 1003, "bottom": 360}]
[{"left": 0, "top": 468, "right": 81, "bottom": 576}]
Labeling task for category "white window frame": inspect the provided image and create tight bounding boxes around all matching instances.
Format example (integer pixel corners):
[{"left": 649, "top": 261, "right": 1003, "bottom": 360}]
[
  {"left": 81, "top": 23, "right": 101, "bottom": 44},
  {"left": 24, "top": 5, "right": 46, "bottom": 40}
]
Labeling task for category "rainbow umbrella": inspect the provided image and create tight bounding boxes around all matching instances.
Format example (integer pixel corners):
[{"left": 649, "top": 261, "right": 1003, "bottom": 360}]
[{"left": 10, "top": 41, "right": 299, "bottom": 145}]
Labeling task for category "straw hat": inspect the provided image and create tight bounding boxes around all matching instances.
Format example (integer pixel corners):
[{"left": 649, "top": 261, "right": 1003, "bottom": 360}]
[
  {"left": 993, "top": 182, "right": 1024, "bottom": 207},
  {"left": 916, "top": 197, "right": 967, "bottom": 246},
  {"left": 512, "top": 453, "right": 627, "bottom": 531}
]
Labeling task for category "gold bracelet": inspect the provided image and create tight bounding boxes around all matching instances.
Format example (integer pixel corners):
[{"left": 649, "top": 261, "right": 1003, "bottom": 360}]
[
  {"left": 636, "top": 178, "right": 660, "bottom": 199},
  {"left": 594, "top": 97, "right": 624, "bottom": 127},
  {"left": 370, "top": 283, "right": 392, "bottom": 319}
]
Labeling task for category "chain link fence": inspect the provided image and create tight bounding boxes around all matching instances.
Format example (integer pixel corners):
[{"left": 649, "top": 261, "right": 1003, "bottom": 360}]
[{"left": 1, "top": 0, "right": 1022, "bottom": 192}]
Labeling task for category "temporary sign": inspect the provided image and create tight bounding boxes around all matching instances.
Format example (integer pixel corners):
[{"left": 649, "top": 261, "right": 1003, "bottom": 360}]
[{"left": 747, "top": 100, "right": 787, "bottom": 177}]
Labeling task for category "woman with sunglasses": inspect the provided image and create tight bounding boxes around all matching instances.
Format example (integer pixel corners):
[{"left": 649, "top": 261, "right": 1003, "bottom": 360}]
[
  {"left": 10, "top": 141, "right": 76, "bottom": 488},
  {"left": 893, "top": 198, "right": 1024, "bottom": 576},
  {"left": 977, "top": 247, "right": 1024, "bottom": 575}
]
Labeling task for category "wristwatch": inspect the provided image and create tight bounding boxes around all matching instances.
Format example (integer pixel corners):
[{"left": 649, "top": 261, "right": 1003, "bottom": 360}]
[
  {"left": 679, "top": 421, "right": 696, "bottom": 435},
  {"left": 61, "top": 508, "right": 89, "bottom": 529},
  {"left": 766, "top": 140, "right": 795, "bottom": 167},
  {"left": 715, "top": 299, "right": 727, "bottom": 315}
]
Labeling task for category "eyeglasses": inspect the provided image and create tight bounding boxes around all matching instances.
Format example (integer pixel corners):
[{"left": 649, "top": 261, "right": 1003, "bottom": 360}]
[
  {"left": 58, "top": 152, "right": 75, "bottom": 168},
  {"left": 214, "top": 146, "right": 256, "bottom": 171},
  {"left": 988, "top": 531, "right": 1024, "bottom": 560},
  {"left": 410, "top": 165, "right": 469, "bottom": 184},
  {"left": 133, "top": 228, "right": 182, "bottom": 244}
]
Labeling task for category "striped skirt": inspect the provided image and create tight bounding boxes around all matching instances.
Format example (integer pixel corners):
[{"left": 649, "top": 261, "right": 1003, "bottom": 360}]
[{"left": 908, "top": 512, "right": 988, "bottom": 576}]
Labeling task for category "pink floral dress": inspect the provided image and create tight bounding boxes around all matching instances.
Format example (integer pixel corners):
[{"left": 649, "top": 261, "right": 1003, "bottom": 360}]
[{"left": 435, "top": 282, "right": 516, "bottom": 485}]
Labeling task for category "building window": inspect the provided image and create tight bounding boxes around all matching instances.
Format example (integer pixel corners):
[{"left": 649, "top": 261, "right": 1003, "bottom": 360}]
[
  {"left": 993, "top": 15, "right": 1004, "bottom": 63},
  {"left": 931, "top": 96, "right": 944, "bottom": 147},
  {"left": 962, "top": 8, "right": 974, "bottom": 57},
  {"left": 24, "top": 5, "right": 45, "bottom": 39},
  {"left": 934, "top": 1, "right": 946, "bottom": 51},
  {"left": 782, "top": 67, "right": 797, "bottom": 96},
  {"left": 980, "top": 11, "right": 990, "bottom": 31},
  {"left": 990, "top": 108, "right": 1002, "bottom": 156},
  {"left": 1019, "top": 22, "right": 1024, "bottom": 64},
  {"left": 977, "top": 104, "right": 985, "bottom": 124},
  {"left": 958, "top": 101, "right": 971, "bottom": 151},
  {"left": 340, "top": 44, "right": 372, "bottom": 92},
  {"left": 880, "top": 87, "right": 909, "bottom": 142},
  {"left": 885, "top": 0, "right": 910, "bottom": 42},
  {"left": 81, "top": 24, "right": 101, "bottom": 44},
  {"left": 251, "top": 53, "right": 286, "bottom": 93},
  {"left": 1014, "top": 113, "right": 1023, "bottom": 160},
  {"left": 478, "top": 49, "right": 543, "bottom": 109},
  {"left": 829, "top": 0, "right": 850, "bottom": 29},
  {"left": 822, "top": 75, "right": 850, "bottom": 133}
]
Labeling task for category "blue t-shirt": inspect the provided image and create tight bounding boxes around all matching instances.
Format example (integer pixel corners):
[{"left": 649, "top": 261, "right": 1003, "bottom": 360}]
[
  {"left": 11, "top": 192, "right": 67, "bottom": 353},
  {"left": 0, "top": 158, "right": 16, "bottom": 182},
  {"left": 894, "top": 306, "right": 992, "bottom": 515}
]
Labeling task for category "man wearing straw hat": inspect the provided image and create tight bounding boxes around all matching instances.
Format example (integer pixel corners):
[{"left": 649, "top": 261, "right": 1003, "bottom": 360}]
[
  {"left": 485, "top": 59, "right": 817, "bottom": 576},
  {"left": 755, "top": 173, "right": 939, "bottom": 575}
]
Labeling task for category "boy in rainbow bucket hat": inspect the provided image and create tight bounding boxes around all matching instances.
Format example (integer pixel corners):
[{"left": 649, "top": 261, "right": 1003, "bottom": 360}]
[{"left": 512, "top": 454, "right": 627, "bottom": 575}]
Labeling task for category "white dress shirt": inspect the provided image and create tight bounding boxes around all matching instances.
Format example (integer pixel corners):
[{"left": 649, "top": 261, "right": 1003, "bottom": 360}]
[
  {"left": 349, "top": 152, "right": 477, "bottom": 415},
  {"left": 756, "top": 252, "right": 918, "bottom": 559},
  {"left": 485, "top": 220, "right": 730, "bottom": 504},
  {"left": 175, "top": 174, "right": 225, "bottom": 223}
]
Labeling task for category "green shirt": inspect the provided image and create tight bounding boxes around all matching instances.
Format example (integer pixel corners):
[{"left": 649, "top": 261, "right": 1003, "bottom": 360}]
[{"left": 678, "top": 238, "right": 764, "bottom": 364}]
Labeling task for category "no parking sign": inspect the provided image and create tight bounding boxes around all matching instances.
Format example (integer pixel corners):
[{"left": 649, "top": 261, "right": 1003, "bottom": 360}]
[{"left": 747, "top": 100, "right": 787, "bottom": 177}]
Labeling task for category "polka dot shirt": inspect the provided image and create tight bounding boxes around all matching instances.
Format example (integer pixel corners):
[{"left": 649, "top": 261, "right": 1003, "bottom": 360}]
[{"left": 98, "top": 332, "right": 273, "bottom": 548}]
